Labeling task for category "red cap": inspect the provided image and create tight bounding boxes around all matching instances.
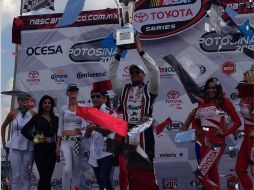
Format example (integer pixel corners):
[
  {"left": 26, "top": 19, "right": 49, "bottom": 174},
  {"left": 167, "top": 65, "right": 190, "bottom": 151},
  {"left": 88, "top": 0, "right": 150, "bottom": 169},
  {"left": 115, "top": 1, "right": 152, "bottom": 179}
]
[{"left": 92, "top": 80, "right": 112, "bottom": 92}]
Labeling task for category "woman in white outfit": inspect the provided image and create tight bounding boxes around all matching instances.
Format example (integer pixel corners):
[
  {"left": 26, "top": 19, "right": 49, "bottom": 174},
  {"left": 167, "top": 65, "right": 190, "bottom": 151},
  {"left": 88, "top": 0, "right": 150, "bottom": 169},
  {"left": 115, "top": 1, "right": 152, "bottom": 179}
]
[
  {"left": 85, "top": 89, "right": 116, "bottom": 190},
  {"left": 1, "top": 94, "right": 36, "bottom": 190},
  {"left": 56, "top": 84, "right": 84, "bottom": 190}
]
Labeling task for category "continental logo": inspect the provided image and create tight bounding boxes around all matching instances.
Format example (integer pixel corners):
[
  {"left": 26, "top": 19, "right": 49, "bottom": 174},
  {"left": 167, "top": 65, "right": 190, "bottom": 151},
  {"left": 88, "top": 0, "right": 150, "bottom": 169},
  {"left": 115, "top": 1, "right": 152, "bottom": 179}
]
[
  {"left": 133, "top": 0, "right": 206, "bottom": 39},
  {"left": 77, "top": 72, "right": 106, "bottom": 79},
  {"left": 199, "top": 32, "right": 254, "bottom": 53}
]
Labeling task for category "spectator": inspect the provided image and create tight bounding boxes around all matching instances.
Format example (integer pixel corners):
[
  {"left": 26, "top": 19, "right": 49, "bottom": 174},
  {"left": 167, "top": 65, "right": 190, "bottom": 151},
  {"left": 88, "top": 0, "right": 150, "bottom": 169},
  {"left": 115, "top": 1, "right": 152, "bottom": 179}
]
[
  {"left": 56, "top": 84, "right": 84, "bottom": 190},
  {"left": 1, "top": 93, "right": 36, "bottom": 190},
  {"left": 235, "top": 69, "right": 254, "bottom": 190},
  {"left": 22, "top": 95, "right": 58, "bottom": 190},
  {"left": 85, "top": 89, "right": 116, "bottom": 190}
]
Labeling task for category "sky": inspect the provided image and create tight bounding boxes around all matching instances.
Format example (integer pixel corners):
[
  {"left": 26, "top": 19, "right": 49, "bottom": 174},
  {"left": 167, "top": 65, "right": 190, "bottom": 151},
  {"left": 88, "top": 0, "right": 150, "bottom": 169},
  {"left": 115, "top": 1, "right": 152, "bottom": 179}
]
[{"left": 1, "top": 0, "right": 117, "bottom": 123}]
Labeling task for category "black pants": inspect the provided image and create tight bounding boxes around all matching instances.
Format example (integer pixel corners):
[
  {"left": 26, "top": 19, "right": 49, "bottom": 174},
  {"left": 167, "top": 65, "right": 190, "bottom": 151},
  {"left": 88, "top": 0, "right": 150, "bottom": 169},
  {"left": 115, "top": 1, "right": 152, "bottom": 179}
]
[
  {"left": 93, "top": 155, "right": 114, "bottom": 190},
  {"left": 34, "top": 143, "right": 56, "bottom": 190}
]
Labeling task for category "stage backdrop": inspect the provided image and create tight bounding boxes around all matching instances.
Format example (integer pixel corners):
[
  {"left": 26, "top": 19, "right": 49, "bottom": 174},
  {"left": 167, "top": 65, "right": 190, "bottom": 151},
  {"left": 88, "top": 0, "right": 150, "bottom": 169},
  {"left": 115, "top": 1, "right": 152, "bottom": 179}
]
[{"left": 12, "top": 1, "right": 254, "bottom": 189}]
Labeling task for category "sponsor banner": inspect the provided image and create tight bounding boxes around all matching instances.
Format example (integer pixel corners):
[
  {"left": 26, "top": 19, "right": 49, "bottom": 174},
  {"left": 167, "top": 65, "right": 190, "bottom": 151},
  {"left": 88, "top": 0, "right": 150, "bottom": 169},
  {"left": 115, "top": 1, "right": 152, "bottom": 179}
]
[
  {"left": 198, "top": 148, "right": 222, "bottom": 176},
  {"left": 15, "top": 15, "right": 253, "bottom": 189},
  {"left": 13, "top": 1, "right": 208, "bottom": 44},
  {"left": 12, "top": 9, "right": 118, "bottom": 44},
  {"left": 199, "top": 32, "right": 254, "bottom": 53},
  {"left": 134, "top": 0, "right": 207, "bottom": 39},
  {"left": 219, "top": 0, "right": 254, "bottom": 14}
]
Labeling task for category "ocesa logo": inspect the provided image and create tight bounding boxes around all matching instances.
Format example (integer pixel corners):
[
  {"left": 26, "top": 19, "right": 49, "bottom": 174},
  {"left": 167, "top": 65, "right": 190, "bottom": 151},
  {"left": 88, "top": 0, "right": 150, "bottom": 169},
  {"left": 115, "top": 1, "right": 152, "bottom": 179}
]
[
  {"left": 133, "top": 0, "right": 206, "bottom": 39},
  {"left": 26, "top": 45, "right": 63, "bottom": 56}
]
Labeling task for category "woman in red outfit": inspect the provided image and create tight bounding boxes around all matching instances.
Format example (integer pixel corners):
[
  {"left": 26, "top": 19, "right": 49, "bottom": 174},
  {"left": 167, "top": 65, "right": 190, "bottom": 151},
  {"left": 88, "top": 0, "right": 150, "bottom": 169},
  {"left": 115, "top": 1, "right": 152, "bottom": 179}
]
[
  {"left": 235, "top": 69, "right": 254, "bottom": 190},
  {"left": 193, "top": 78, "right": 241, "bottom": 190}
]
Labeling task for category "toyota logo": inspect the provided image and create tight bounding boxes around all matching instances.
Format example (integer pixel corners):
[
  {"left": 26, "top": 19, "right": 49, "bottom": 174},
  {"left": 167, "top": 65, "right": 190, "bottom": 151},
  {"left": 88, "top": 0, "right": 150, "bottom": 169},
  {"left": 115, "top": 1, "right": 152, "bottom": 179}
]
[
  {"left": 167, "top": 90, "right": 180, "bottom": 99},
  {"left": 28, "top": 71, "right": 39, "bottom": 78},
  {"left": 134, "top": 12, "right": 149, "bottom": 23}
]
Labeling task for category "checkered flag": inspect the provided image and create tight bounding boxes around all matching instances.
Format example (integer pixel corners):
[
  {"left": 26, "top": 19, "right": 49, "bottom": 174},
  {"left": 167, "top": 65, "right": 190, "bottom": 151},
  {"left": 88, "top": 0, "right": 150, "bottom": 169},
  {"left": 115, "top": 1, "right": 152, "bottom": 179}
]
[
  {"left": 74, "top": 139, "right": 81, "bottom": 155},
  {"left": 21, "top": 0, "right": 55, "bottom": 13}
]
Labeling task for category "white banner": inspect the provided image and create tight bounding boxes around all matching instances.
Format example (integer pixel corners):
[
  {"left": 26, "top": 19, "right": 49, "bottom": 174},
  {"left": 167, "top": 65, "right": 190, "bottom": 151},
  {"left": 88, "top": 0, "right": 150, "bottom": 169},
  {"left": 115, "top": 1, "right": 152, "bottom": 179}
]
[{"left": 16, "top": 15, "right": 253, "bottom": 189}]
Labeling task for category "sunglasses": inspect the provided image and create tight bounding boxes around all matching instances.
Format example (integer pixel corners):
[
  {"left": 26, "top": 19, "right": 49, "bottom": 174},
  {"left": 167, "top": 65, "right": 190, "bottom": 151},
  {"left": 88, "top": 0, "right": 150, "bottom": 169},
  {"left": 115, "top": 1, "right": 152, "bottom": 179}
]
[
  {"left": 130, "top": 70, "right": 141, "bottom": 75},
  {"left": 18, "top": 97, "right": 29, "bottom": 100},
  {"left": 91, "top": 95, "right": 103, "bottom": 99}
]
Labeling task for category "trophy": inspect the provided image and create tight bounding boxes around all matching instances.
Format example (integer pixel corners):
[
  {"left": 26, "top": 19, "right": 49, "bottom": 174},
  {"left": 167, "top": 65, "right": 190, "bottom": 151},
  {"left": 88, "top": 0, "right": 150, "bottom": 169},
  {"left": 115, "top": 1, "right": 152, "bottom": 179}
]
[{"left": 116, "top": 0, "right": 136, "bottom": 49}]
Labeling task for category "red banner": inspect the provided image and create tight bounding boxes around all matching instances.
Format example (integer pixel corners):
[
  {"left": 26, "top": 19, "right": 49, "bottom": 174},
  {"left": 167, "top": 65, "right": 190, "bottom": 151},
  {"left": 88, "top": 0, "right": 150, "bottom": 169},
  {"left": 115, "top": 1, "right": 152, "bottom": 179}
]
[
  {"left": 154, "top": 117, "right": 172, "bottom": 135},
  {"left": 12, "top": 8, "right": 118, "bottom": 44},
  {"left": 76, "top": 106, "right": 128, "bottom": 137}
]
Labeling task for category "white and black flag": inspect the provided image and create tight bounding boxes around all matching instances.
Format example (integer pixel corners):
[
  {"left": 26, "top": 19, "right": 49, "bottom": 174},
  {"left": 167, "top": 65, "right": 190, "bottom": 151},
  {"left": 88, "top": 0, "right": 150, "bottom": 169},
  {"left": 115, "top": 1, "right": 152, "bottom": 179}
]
[{"left": 21, "top": 0, "right": 55, "bottom": 13}]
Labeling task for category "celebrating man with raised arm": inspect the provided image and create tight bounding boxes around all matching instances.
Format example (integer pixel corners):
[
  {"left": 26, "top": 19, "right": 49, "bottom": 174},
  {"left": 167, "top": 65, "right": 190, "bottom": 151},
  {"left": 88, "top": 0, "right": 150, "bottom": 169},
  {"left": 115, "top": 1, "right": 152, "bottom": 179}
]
[{"left": 109, "top": 37, "right": 160, "bottom": 190}]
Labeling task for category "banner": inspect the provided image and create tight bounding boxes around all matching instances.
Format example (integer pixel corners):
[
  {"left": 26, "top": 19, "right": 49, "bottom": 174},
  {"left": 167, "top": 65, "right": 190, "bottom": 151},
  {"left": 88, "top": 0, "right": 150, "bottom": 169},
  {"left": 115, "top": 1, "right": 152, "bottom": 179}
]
[
  {"left": 21, "top": 0, "right": 54, "bottom": 13},
  {"left": 14, "top": 3, "right": 253, "bottom": 189},
  {"left": 12, "top": 9, "right": 118, "bottom": 44}
]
